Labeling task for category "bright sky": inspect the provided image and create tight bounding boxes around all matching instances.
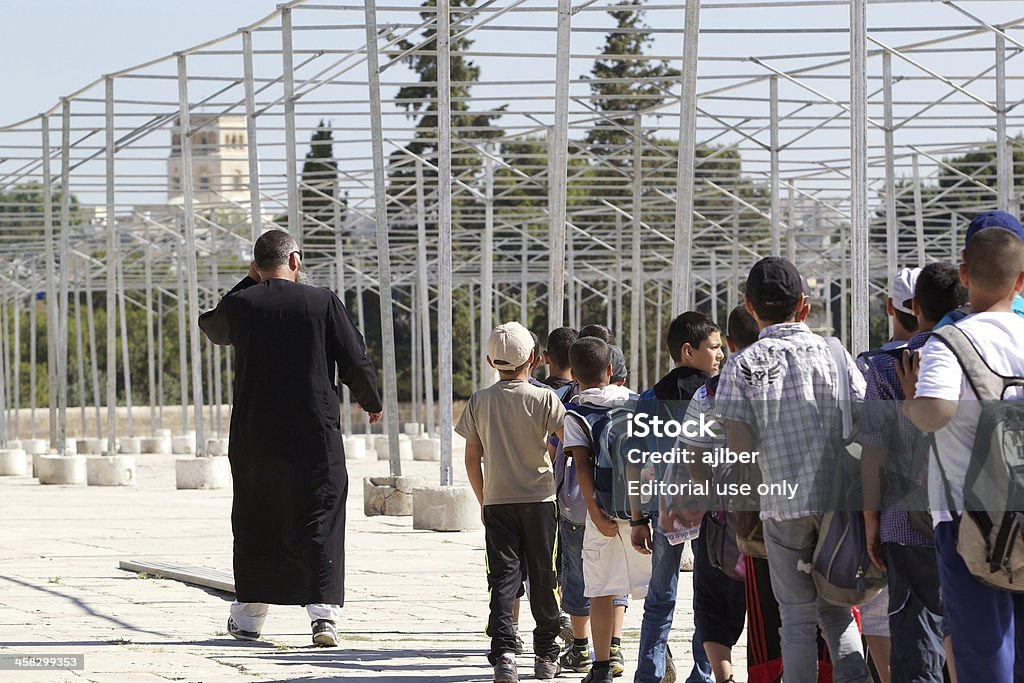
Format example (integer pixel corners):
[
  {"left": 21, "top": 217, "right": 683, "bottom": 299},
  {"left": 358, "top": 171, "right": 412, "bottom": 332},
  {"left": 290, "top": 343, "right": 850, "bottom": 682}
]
[{"left": 0, "top": 0, "right": 282, "bottom": 124}]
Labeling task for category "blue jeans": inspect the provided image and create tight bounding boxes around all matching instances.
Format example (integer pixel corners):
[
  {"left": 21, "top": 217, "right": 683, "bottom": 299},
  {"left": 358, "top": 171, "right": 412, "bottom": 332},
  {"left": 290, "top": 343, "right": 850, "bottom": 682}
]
[
  {"left": 762, "top": 516, "right": 869, "bottom": 683},
  {"left": 559, "top": 517, "right": 629, "bottom": 617},
  {"left": 635, "top": 513, "right": 711, "bottom": 683},
  {"left": 935, "top": 521, "right": 1024, "bottom": 683}
]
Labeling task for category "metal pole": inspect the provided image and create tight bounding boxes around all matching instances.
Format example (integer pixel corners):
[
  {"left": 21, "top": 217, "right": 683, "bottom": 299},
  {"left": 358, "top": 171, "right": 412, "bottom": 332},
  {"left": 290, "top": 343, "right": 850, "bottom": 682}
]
[
  {"left": 654, "top": 284, "right": 663, "bottom": 384},
  {"left": 177, "top": 257, "right": 192, "bottom": 435},
  {"left": 882, "top": 51, "right": 898, "bottom": 286},
  {"left": 0, "top": 300, "right": 6, "bottom": 445},
  {"left": 58, "top": 99, "right": 72, "bottom": 454},
  {"left": 410, "top": 290, "right": 419, "bottom": 427},
  {"left": 334, "top": 191, "right": 353, "bottom": 436},
  {"left": 281, "top": 8, "right": 301, "bottom": 243},
  {"left": 480, "top": 145, "right": 495, "bottom": 387},
  {"left": 672, "top": 0, "right": 702, "bottom": 315},
  {"left": 364, "top": 0, "right": 403, "bottom": 475},
  {"left": 437, "top": 0, "right": 455, "bottom": 485},
  {"left": 615, "top": 213, "right": 623, "bottom": 334},
  {"left": 211, "top": 233, "right": 223, "bottom": 436},
  {"left": 640, "top": 282, "right": 649, "bottom": 390},
  {"left": 117, "top": 254, "right": 133, "bottom": 438},
  {"left": 242, "top": 29, "right": 263, "bottom": 242},
  {"left": 469, "top": 287, "right": 478, "bottom": 391},
  {"left": 12, "top": 287, "right": 20, "bottom": 440},
  {"left": 104, "top": 79, "right": 118, "bottom": 454},
  {"left": 630, "top": 116, "right": 642, "bottom": 378},
  {"left": 29, "top": 284, "right": 37, "bottom": 440},
  {"left": 850, "top": 0, "right": 871, "bottom": 355},
  {"left": 85, "top": 264, "right": 101, "bottom": 438},
  {"left": 157, "top": 293, "right": 165, "bottom": 429},
  {"left": 769, "top": 76, "right": 781, "bottom": 256},
  {"left": 74, "top": 270, "right": 87, "bottom": 435},
  {"left": 996, "top": 32, "right": 1013, "bottom": 213},
  {"left": 786, "top": 184, "right": 797, "bottom": 264},
  {"left": 177, "top": 55, "right": 205, "bottom": 455},
  {"left": 414, "top": 161, "right": 436, "bottom": 437},
  {"left": 520, "top": 225, "right": 528, "bottom": 323},
  {"left": 912, "top": 154, "right": 926, "bottom": 264},
  {"left": 42, "top": 114, "right": 59, "bottom": 450},
  {"left": 547, "top": 0, "right": 571, "bottom": 330},
  {"left": 144, "top": 241, "right": 156, "bottom": 436}
]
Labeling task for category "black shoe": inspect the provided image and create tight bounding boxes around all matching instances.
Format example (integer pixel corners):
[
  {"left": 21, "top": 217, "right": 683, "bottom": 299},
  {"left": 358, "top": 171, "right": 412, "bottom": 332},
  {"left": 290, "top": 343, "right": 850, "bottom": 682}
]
[
  {"left": 582, "top": 663, "right": 613, "bottom": 683},
  {"left": 227, "top": 617, "right": 261, "bottom": 642},
  {"left": 609, "top": 644, "right": 625, "bottom": 677},
  {"left": 493, "top": 652, "right": 519, "bottom": 682},
  {"left": 535, "top": 654, "right": 561, "bottom": 680},
  {"left": 311, "top": 619, "right": 338, "bottom": 647}
]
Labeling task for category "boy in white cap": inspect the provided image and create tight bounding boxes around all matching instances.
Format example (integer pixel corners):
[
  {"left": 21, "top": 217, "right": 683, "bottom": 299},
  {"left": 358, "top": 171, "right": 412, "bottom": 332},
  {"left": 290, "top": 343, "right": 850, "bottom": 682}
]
[
  {"left": 856, "top": 266, "right": 921, "bottom": 373},
  {"left": 458, "top": 321, "right": 568, "bottom": 683}
]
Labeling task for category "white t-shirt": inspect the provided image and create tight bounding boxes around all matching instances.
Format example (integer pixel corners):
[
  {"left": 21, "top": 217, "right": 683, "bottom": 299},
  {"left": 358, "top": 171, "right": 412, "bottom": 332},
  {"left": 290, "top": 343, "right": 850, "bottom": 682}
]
[
  {"left": 915, "top": 311, "right": 1024, "bottom": 525},
  {"left": 562, "top": 384, "right": 634, "bottom": 450}
]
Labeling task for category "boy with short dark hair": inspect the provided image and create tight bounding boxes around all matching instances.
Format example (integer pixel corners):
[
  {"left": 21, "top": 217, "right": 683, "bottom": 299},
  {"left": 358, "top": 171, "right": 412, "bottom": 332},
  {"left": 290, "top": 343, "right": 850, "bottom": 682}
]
[
  {"left": 564, "top": 337, "right": 649, "bottom": 683},
  {"left": 458, "top": 322, "right": 568, "bottom": 683},
  {"left": 716, "top": 257, "right": 870, "bottom": 683},
  {"left": 634, "top": 311, "right": 723, "bottom": 683},
  {"left": 543, "top": 327, "right": 578, "bottom": 395},
  {"left": 902, "top": 228, "right": 1024, "bottom": 682}
]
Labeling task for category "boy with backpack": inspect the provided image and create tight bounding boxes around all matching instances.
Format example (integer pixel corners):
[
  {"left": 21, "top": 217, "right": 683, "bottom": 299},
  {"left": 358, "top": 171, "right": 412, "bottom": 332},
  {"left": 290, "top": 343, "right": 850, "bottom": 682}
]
[
  {"left": 458, "top": 322, "right": 568, "bottom": 683},
  {"left": 634, "top": 311, "right": 723, "bottom": 683},
  {"left": 715, "top": 257, "right": 870, "bottom": 683},
  {"left": 860, "top": 262, "right": 966, "bottom": 683},
  {"left": 543, "top": 327, "right": 578, "bottom": 396},
  {"left": 563, "top": 336, "right": 650, "bottom": 683},
  {"left": 901, "top": 227, "right": 1024, "bottom": 682}
]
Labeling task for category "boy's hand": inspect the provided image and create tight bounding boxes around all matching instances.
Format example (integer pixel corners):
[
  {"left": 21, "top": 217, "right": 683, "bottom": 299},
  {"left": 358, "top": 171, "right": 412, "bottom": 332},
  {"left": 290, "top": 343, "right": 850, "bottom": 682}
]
[
  {"left": 864, "top": 511, "right": 886, "bottom": 571},
  {"left": 593, "top": 513, "right": 619, "bottom": 538},
  {"left": 631, "top": 522, "right": 653, "bottom": 555},
  {"left": 895, "top": 348, "right": 921, "bottom": 400}
]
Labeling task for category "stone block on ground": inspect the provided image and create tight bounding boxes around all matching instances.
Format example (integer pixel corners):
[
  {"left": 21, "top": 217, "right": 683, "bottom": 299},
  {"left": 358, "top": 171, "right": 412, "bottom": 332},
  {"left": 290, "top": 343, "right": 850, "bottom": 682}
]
[
  {"left": 140, "top": 436, "right": 172, "bottom": 455},
  {"left": 363, "top": 476, "right": 426, "bottom": 517},
  {"left": 0, "top": 449, "right": 28, "bottom": 476},
  {"left": 343, "top": 436, "right": 366, "bottom": 461},
  {"left": 64, "top": 439, "right": 78, "bottom": 455},
  {"left": 175, "top": 456, "right": 231, "bottom": 490},
  {"left": 412, "top": 436, "right": 441, "bottom": 462},
  {"left": 374, "top": 435, "right": 413, "bottom": 461},
  {"left": 37, "top": 455, "right": 87, "bottom": 485},
  {"left": 86, "top": 455, "right": 136, "bottom": 486},
  {"left": 119, "top": 437, "right": 142, "bottom": 454},
  {"left": 402, "top": 422, "right": 423, "bottom": 436},
  {"left": 205, "top": 437, "right": 229, "bottom": 457},
  {"left": 413, "top": 485, "right": 481, "bottom": 531},
  {"left": 172, "top": 435, "right": 196, "bottom": 455},
  {"left": 154, "top": 427, "right": 173, "bottom": 438},
  {"left": 21, "top": 439, "right": 48, "bottom": 455},
  {"left": 7, "top": 439, "right": 21, "bottom": 450},
  {"left": 76, "top": 438, "right": 103, "bottom": 455}
]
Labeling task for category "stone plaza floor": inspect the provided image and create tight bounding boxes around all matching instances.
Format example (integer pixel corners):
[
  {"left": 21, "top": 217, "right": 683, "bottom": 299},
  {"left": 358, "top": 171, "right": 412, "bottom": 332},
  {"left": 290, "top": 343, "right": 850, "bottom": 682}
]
[{"left": 0, "top": 452, "right": 728, "bottom": 682}]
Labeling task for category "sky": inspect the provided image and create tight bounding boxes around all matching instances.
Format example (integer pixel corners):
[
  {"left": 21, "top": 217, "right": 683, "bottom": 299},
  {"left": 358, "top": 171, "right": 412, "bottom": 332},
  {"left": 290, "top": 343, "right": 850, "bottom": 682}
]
[{"left": 0, "top": 1, "right": 283, "bottom": 124}]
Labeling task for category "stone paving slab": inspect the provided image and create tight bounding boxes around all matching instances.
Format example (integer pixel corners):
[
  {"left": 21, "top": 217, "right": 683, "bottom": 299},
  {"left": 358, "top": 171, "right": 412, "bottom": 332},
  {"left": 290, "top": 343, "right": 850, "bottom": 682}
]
[{"left": 0, "top": 455, "right": 733, "bottom": 681}]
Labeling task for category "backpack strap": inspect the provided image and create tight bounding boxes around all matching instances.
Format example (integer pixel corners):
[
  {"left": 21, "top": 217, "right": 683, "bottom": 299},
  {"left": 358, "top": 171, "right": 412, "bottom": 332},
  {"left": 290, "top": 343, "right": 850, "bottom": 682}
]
[{"left": 931, "top": 325, "right": 1024, "bottom": 401}]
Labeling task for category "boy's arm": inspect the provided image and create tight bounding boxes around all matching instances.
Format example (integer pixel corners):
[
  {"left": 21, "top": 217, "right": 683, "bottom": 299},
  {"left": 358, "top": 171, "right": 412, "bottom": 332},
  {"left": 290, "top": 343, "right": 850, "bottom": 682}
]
[
  {"left": 860, "top": 444, "right": 887, "bottom": 571},
  {"left": 465, "top": 441, "right": 485, "bottom": 515},
  {"left": 625, "top": 460, "right": 653, "bottom": 554},
  {"left": 569, "top": 444, "right": 618, "bottom": 538},
  {"left": 898, "top": 348, "right": 958, "bottom": 433}
]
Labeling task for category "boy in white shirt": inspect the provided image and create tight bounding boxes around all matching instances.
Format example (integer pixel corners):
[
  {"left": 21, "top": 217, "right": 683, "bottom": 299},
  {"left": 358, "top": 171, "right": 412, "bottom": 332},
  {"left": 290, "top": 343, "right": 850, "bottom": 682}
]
[{"left": 901, "top": 227, "right": 1024, "bottom": 682}]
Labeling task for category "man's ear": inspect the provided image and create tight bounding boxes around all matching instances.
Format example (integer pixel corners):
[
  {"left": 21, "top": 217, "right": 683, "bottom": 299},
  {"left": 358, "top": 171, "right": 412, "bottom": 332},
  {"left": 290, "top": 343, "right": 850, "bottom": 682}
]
[
  {"left": 886, "top": 297, "right": 895, "bottom": 318},
  {"left": 1015, "top": 270, "right": 1024, "bottom": 296},
  {"left": 795, "top": 293, "right": 810, "bottom": 323},
  {"left": 606, "top": 363, "right": 614, "bottom": 380},
  {"left": 543, "top": 350, "right": 552, "bottom": 365},
  {"left": 959, "top": 261, "right": 969, "bottom": 288},
  {"left": 289, "top": 251, "right": 301, "bottom": 271}
]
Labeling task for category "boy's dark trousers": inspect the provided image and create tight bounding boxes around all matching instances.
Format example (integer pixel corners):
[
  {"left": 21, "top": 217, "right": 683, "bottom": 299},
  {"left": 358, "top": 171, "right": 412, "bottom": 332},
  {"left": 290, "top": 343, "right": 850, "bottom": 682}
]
[{"left": 484, "top": 501, "right": 560, "bottom": 663}]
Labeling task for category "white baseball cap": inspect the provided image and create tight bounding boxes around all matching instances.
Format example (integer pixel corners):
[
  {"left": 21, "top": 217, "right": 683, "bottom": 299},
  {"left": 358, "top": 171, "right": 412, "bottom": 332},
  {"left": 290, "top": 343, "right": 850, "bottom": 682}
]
[
  {"left": 486, "top": 322, "right": 534, "bottom": 371},
  {"left": 890, "top": 267, "right": 921, "bottom": 315}
]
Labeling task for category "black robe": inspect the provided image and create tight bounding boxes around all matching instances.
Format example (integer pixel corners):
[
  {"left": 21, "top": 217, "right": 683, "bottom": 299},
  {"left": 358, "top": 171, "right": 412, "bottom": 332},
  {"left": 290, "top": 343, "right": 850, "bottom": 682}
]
[{"left": 198, "top": 276, "right": 382, "bottom": 606}]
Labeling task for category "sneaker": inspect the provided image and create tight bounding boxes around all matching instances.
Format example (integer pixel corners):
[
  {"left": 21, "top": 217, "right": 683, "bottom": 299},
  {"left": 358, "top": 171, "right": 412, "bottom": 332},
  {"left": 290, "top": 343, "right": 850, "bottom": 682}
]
[
  {"left": 582, "top": 664, "right": 614, "bottom": 683},
  {"left": 534, "top": 655, "right": 561, "bottom": 680},
  {"left": 559, "top": 645, "right": 592, "bottom": 673},
  {"left": 226, "top": 617, "right": 261, "bottom": 642},
  {"left": 558, "top": 613, "right": 573, "bottom": 646},
  {"left": 609, "top": 644, "right": 625, "bottom": 677},
  {"left": 514, "top": 632, "right": 525, "bottom": 656},
  {"left": 663, "top": 646, "right": 677, "bottom": 683},
  {"left": 493, "top": 652, "right": 519, "bottom": 683},
  {"left": 311, "top": 619, "right": 338, "bottom": 647}
]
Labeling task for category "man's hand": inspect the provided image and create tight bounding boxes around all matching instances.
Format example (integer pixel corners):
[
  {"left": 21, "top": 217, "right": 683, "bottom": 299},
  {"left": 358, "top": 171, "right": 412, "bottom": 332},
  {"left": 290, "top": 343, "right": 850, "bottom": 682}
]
[
  {"left": 247, "top": 260, "right": 262, "bottom": 283},
  {"left": 895, "top": 348, "right": 920, "bottom": 401},
  {"left": 592, "top": 512, "right": 619, "bottom": 538},
  {"left": 366, "top": 411, "right": 383, "bottom": 424},
  {"left": 631, "top": 522, "right": 653, "bottom": 555},
  {"left": 864, "top": 511, "right": 886, "bottom": 571}
]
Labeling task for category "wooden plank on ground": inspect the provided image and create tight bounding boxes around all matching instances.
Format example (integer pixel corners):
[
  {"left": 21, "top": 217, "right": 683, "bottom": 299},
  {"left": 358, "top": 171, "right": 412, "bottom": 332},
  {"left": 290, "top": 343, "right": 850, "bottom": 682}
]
[{"left": 119, "top": 559, "right": 235, "bottom": 594}]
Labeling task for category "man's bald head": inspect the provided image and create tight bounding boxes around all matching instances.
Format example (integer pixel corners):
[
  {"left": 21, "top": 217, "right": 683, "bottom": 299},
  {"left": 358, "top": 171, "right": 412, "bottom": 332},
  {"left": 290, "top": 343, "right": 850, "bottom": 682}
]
[
  {"left": 966, "top": 227, "right": 1024, "bottom": 296},
  {"left": 253, "top": 229, "right": 299, "bottom": 270}
]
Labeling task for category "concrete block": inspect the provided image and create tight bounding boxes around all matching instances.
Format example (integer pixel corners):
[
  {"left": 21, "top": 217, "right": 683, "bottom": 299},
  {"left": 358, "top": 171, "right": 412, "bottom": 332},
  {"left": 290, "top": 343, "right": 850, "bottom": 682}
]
[
  {"left": 172, "top": 435, "right": 196, "bottom": 455},
  {"left": 86, "top": 455, "right": 136, "bottom": 486},
  {"left": 175, "top": 456, "right": 231, "bottom": 490},
  {"left": 140, "top": 436, "right": 172, "bottom": 455},
  {"left": 119, "top": 437, "right": 142, "bottom": 455},
  {"left": 343, "top": 436, "right": 366, "bottom": 461},
  {"left": 64, "top": 439, "right": 78, "bottom": 455},
  {"left": 0, "top": 449, "right": 28, "bottom": 476},
  {"left": 363, "top": 476, "right": 426, "bottom": 516},
  {"left": 154, "top": 428, "right": 173, "bottom": 438},
  {"left": 32, "top": 453, "right": 44, "bottom": 477},
  {"left": 373, "top": 436, "right": 413, "bottom": 461},
  {"left": 413, "top": 486, "right": 482, "bottom": 532},
  {"left": 403, "top": 422, "right": 423, "bottom": 436},
  {"left": 21, "top": 439, "right": 48, "bottom": 455},
  {"left": 412, "top": 436, "right": 441, "bottom": 462},
  {"left": 76, "top": 438, "right": 103, "bottom": 455},
  {"left": 37, "top": 455, "right": 87, "bottom": 485},
  {"left": 7, "top": 439, "right": 22, "bottom": 450},
  {"left": 205, "top": 437, "right": 230, "bottom": 457}
]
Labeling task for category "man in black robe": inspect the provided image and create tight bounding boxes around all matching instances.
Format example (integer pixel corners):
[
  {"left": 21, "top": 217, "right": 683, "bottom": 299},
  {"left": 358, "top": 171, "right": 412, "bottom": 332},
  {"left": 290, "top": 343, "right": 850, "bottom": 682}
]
[{"left": 199, "top": 229, "right": 382, "bottom": 647}]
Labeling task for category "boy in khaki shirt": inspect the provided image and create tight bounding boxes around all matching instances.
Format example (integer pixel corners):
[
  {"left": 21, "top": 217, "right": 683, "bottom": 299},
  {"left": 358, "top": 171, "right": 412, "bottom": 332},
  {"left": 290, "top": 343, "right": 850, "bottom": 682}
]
[{"left": 458, "top": 322, "right": 567, "bottom": 683}]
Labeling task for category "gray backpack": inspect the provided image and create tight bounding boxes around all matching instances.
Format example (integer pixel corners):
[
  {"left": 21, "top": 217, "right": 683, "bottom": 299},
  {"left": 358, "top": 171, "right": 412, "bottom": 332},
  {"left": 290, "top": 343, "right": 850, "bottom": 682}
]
[{"left": 932, "top": 325, "right": 1024, "bottom": 592}]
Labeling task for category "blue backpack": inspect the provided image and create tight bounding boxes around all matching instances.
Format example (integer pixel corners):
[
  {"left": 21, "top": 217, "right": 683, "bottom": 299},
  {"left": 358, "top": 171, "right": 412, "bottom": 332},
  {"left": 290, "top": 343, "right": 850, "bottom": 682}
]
[{"left": 563, "top": 396, "right": 640, "bottom": 521}]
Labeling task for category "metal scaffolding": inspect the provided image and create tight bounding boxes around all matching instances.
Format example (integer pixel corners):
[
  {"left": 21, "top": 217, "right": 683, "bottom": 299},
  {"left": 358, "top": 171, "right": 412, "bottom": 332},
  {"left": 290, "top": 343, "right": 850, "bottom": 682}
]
[{"left": 1, "top": 0, "right": 1023, "bottom": 474}]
